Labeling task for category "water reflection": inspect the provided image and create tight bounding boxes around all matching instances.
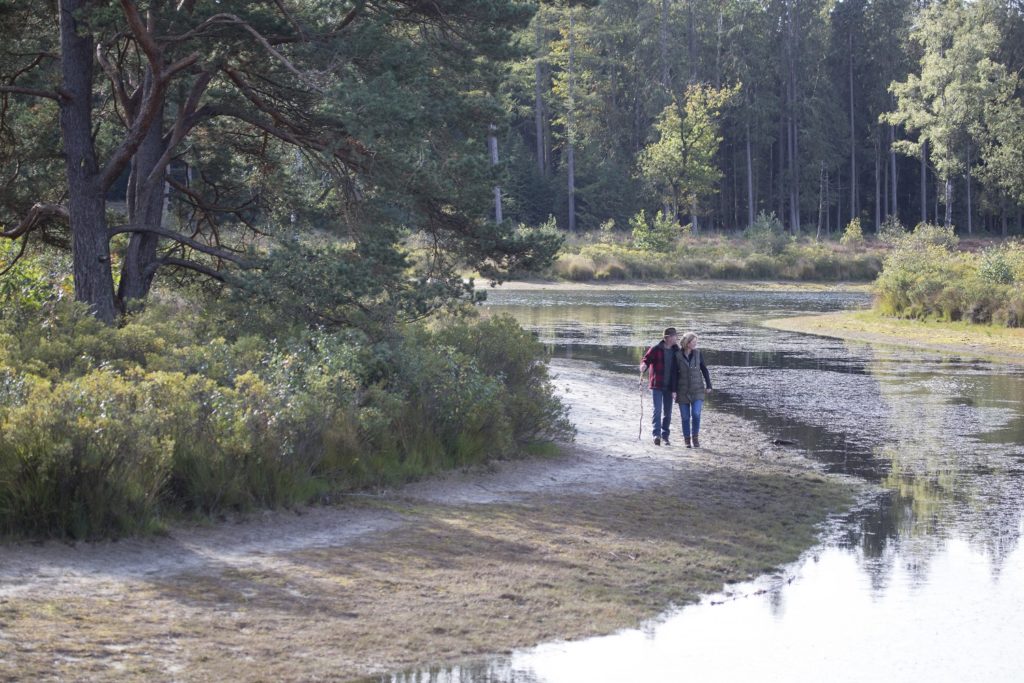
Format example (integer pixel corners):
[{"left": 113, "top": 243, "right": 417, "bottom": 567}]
[{"left": 384, "top": 287, "right": 1024, "bottom": 682}]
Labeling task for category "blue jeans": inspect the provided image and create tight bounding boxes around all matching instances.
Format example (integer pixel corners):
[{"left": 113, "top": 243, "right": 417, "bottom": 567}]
[
  {"left": 678, "top": 399, "right": 704, "bottom": 438},
  {"left": 651, "top": 388, "right": 673, "bottom": 439}
]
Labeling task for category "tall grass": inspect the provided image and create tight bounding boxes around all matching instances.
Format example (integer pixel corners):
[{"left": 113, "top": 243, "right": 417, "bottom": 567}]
[
  {"left": 0, "top": 294, "right": 572, "bottom": 540},
  {"left": 550, "top": 230, "right": 884, "bottom": 282}
]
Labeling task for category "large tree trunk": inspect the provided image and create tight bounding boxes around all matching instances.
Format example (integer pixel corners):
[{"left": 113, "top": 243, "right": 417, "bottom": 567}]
[
  {"left": 874, "top": 137, "right": 881, "bottom": 231},
  {"left": 789, "top": 3, "right": 801, "bottom": 236},
  {"left": 489, "top": 124, "right": 502, "bottom": 224},
  {"left": 848, "top": 32, "right": 856, "bottom": 227},
  {"left": 534, "top": 22, "right": 548, "bottom": 176},
  {"left": 566, "top": 10, "right": 576, "bottom": 232},
  {"left": 944, "top": 177, "right": 952, "bottom": 227},
  {"left": 659, "top": 0, "right": 671, "bottom": 91},
  {"left": 889, "top": 123, "right": 898, "bottom": 219},
  {"left": 117, "top": 92, "right": 166, "bottom": 304},
  {"left": 920, "top": 139, "right": 928, "bottom": 224},
  {"left": 60, "top": 0, "right": 116, "bottom": 323},
  {"left": 965, "top": 141, "right": 973, "bottom": 235},
  {"left": 746, "top": 118, "right": 754, "bottom": 228}
]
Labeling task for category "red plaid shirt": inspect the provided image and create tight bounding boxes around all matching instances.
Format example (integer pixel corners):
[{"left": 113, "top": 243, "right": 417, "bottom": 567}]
[{"left": 642, "top": 341, "right": 677, "bottom": 390}]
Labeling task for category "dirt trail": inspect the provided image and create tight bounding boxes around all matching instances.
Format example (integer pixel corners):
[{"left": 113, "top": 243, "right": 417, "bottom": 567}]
[{"left": 0, "top": 359, "right": 859, "bottom": 682}]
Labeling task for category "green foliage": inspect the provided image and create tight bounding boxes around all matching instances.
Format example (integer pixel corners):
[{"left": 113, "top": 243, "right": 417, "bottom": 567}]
[
  {"left": 0, "top": 289, "right": 571, "bottom": 540},
  {"left": 743, "top": 211, "right": 789, "bottom": 256},
  {"left": 874, "top": 230, "right": 1024, "bottom": 326},
  {"left": 909, "top": 222, "right": 960, "bottom": 250},
  {"left": 551, "top": 231, "right": 883, "bottom": 282},
  {"left": 636, "top": 85, "right": 738, "bottom": 218},
  {"left": 630, "top": 210, "right": 678, "bottom": 253},
  {"left": 877, "top": 216, "right": 908, "bottom": 245},
  {"left": 840, "top": 218, "right": 865, "bottom": 246}
]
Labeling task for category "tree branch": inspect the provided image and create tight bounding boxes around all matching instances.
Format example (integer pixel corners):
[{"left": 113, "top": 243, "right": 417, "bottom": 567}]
[
  {"left": 0, "top": 235, "right": 30, "bottom": 277},
  {"left": 108, "top": 223, "right": 251, "bottom": 266},
  {"left": 146, "top": 256, "right": 227, "bottom": 281},
  {"left": 1, "top": 203, "right": 69, "bottom": 239},
  {"left": 0, "top": 85, "right": 62, "bottom": 101},
  {"left": 145, "top": 70, "right": 215, "bottom": 188}
]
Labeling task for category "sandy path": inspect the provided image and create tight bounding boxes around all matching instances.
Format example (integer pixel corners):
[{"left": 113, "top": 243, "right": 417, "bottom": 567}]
[{"left": 0, "top": 359, "right": 851, "bottom": 682}]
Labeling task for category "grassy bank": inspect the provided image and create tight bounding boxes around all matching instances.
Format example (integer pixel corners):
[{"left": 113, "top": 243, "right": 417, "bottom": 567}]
[
  {"left": 764, "top": 309, "right": 1024, "bottom": 362},
  {"left": 0, "top": 445, "right": 859, "bottom": 682},
  {"left": 541, "top": 224, "right": 885, "bottom": 284}
]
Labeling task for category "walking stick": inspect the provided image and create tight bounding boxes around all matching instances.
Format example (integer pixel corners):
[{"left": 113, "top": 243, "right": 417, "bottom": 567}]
[{"left": 638, "top": 366, "right": 646, "bottom": 441}]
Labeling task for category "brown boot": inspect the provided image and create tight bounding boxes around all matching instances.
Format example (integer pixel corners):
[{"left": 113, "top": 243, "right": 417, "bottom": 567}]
[
  {"left": 684, "top": 436, "right": 692, "bottom": 448},
  {"left": 692, "top": 434, "right": 700, "bottom": 448}
]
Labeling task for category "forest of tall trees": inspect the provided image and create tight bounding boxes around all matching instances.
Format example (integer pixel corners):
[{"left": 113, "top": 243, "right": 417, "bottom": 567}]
[{"left": 503, "top": 0, "right": 1024, "bottom": 237}]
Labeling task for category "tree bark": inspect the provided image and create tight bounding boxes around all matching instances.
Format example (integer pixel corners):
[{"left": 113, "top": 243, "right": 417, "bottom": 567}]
[
  {"left": 60, "top": 0, "right": 116, "bottom": 323},
  {"left": 848, "top": 31, "right": 856, "bottom": 227},
  {"left": 534, "top": 21, "right": 547, "bottom": 175},
  {"left": 944, "top": 177, "right": 952, "bottom": 227},
  {"left": 659, "top": 0, "right": 671, "bottom": 91},
  {"left": 920, "top": 140, "right": 928, "bottom": 224},
  {"left": 889, "top": 123, "right": 898, "bottom": 218},
  {"left": 566, "top": 10, "right": 576, "bottom": 232},
  {"left": 745, "top": 118, "right": 754, "bottom": 228},
  {"left": 874, "top": 136, "right": 881, "bottom": 232},
  {"left": 117, "top": 88, "right": 167, "bottom": 304},
  {"left": 965, "top": 141, "right": 973, "bottom": 235},
  {"left": 489, "top": 124, "right": 502, "bottom": 224}
]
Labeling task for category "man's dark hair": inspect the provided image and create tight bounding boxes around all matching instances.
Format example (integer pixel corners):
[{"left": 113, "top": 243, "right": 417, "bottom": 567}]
[{"left": 663, "top": 327, "right": 677, "bottom": 338}]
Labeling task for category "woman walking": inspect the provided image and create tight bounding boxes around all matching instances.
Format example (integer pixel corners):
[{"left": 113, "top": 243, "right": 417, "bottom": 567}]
[{"left": 675, "top": 332, "right": 712, "bottom": 448}]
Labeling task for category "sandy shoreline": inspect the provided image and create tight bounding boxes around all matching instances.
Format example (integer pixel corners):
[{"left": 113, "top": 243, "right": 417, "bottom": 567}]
[{"left": 0, "top": 359, "right": 861, "bottom": 682}]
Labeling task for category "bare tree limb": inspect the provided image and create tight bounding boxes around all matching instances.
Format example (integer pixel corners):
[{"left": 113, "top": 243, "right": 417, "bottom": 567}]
[
  {"left": 120, "top": 0, "right": 162, "bottom": 69},
  {"left": 145, "top": 70, "right": 215, "bottom": 188},
  {"left": 108, "top": 223, "right": 251, "bottom": 266},
  {"left": 0, "top": 85, "right": 62, "bottom": 101},
  {"left": 272, "top": 0, "right": 307, "bottom": 41},
  {"left": 145, "top": 256, "right": 226, "bottom": 281},
  {"left": 1, "top": 203, "right": 69, "bottom": 239},
  {"left": 96, "top": 44, "right": 134, "bottom": 117},
  {"left": 0, "top": 235, "right": 30, "bottom": 277}
]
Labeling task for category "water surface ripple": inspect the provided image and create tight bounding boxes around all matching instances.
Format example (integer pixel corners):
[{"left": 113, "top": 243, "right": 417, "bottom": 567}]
[{"left": 384, "top": 287, "right": 1024, "bottom": 683}]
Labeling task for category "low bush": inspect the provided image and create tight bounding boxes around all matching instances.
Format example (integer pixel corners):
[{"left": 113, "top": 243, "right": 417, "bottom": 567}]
[
  {"left": 547, "top": 221, "right": 884, "bottom": 283},
  {"left": 0, "top": 293, "right": 572, "bottom": 540},
  {"left": 874, "top": 226, "right": 1024, "bottom": 327}
]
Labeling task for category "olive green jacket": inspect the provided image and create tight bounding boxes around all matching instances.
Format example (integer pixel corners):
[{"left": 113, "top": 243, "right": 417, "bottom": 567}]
[{"left": 674, "top": 349, "right": 711, "bottom": 404}]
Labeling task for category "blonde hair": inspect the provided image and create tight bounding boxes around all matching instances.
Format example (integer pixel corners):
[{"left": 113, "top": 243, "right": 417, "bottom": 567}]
[{"left": 680, "top": 332, "right": 697, "bottom": 348}]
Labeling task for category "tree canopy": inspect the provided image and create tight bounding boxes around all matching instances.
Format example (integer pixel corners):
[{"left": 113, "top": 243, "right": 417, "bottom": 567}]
[{"left": 0, "top": 0, "right": 557, "bottom": 324}]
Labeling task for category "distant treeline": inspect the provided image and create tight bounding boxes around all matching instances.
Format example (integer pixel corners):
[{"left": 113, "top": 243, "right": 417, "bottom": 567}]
[{"left": 500, "top": 0, "right": 1024, "bottom": 237}]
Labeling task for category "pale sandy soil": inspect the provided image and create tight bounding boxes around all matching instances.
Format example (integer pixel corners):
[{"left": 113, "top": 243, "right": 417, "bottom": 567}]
[{"left": 0, "top": 359, "right": 860, "bottom": 682}]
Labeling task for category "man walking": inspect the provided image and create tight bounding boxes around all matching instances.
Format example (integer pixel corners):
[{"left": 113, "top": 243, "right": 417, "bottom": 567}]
[{"left": 641, "top": 327, "right": 679, "bottom": 446}]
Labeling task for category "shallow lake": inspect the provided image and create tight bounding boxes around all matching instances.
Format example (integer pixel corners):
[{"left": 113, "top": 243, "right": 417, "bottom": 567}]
[{"left": 383, "top": 286, "right": 1024, "bottom": 682}]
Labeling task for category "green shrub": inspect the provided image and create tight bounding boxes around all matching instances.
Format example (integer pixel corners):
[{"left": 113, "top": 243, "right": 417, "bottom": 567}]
[
  {"left": 631, "top": 209, "right": 678, "bottom": 253},
  {"left": 743, "top": 211, "right": 789, "bottom": 256},
  {"left": 0, "top": 296, "right": 571, "bottom": 539},
  {"left": 743, "top": 253, "right": 779, "bottom": 278},
  {"left": 840, "top": 218, "right": 865, "bottom": 246},
  {"left": 554, "top": 253, "right": 596, "bottom": 281},
  {"left": 978, "top": 247, "right": 1015, "bottom": 285},
  {"left": 877, "top": 216, "right": 907, "bottom": 245},
  {"left": 908, "top": 222, "right": 959, "bottom": 250}
]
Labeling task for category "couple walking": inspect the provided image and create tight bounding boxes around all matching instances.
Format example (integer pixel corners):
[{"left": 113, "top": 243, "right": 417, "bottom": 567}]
[{"left": 641, "top": 327, "right": 712, "bottom": 448}]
